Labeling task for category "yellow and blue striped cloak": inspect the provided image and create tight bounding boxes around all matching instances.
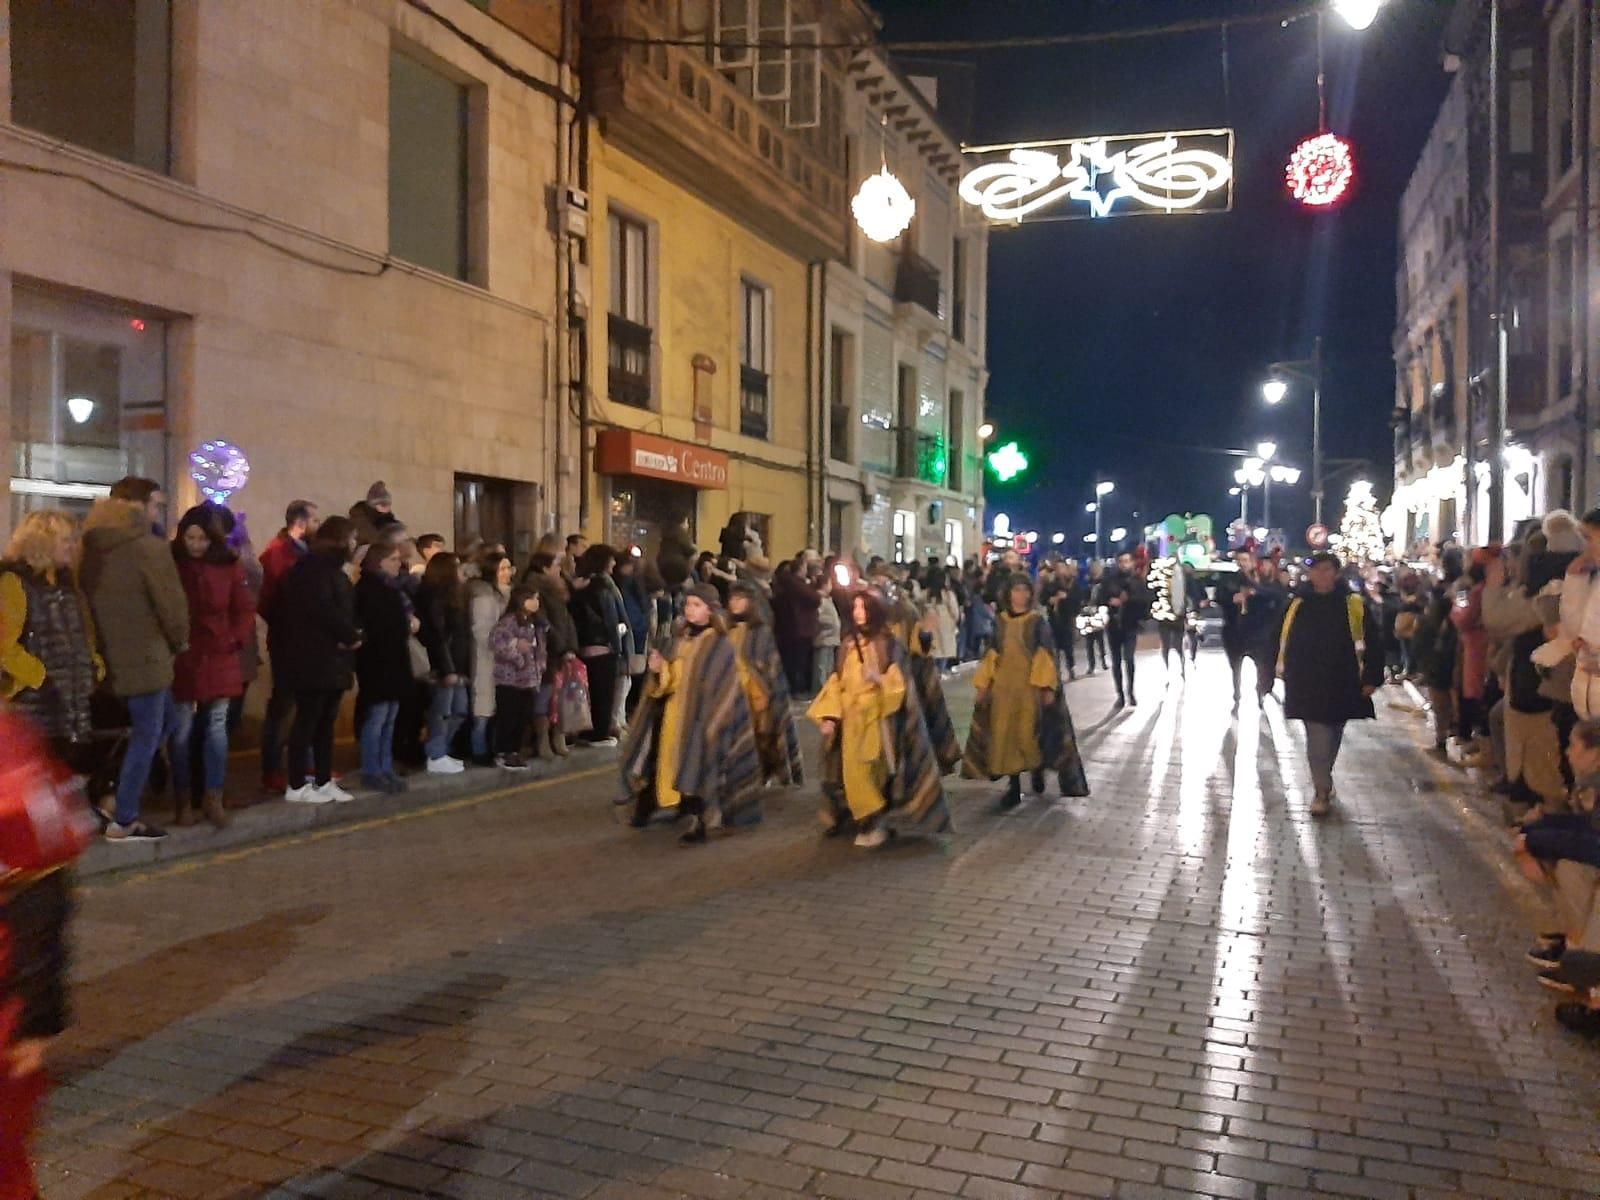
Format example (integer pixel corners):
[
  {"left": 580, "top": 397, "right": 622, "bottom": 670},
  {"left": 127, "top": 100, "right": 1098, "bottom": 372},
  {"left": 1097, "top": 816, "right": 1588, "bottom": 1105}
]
[{"left": 618, "top": 624, "right": 763, "bottom": 825}]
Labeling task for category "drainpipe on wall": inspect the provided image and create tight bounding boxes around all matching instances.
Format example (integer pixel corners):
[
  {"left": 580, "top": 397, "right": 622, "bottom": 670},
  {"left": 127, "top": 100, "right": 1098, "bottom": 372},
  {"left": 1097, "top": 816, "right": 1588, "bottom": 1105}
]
[
  {"left": 1574, "top": 0, "right": 1593, "bottom": 509},
  {"left": 575, "top": 0, "right": 594, "bottom": 534}
]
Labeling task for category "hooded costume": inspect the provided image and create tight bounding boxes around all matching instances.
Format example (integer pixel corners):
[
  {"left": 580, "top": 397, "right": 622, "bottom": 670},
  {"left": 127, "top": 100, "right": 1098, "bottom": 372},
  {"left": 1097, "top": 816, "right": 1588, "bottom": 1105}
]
[
  {"left": 962, "top": 582, "right": 1091, "bottom": 796},
  {"left": 807, "top": 590, "right": 951, "bottom": 837},
  {"left": 726, "top": 583, "right": 804, "bottom": 788},
  {"left": 619, "top": 586, "right": 763, "bottom": 830}
]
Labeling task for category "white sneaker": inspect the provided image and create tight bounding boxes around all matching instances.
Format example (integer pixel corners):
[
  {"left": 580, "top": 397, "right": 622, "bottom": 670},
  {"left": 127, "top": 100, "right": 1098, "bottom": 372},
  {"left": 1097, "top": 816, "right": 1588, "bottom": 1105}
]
[
  {"left": 590, "top": 737, "right": 620, "bottom": 748},
  {"left": 853, "top": 827, "right": 888, "bottom": 849},
  {"left": 286, "top": 784, "right": 331, "bottom": 804},
  {"left": 426, "top": 756, "right": 465, "bottom": 775},
  {"left": 317, "top": 780, "right": 355, "bottom": 803}
]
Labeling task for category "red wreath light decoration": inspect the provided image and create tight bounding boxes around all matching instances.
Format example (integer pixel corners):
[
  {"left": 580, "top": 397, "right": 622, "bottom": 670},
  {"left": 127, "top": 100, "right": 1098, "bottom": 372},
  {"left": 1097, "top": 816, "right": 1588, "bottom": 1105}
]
[{"left": 1286, "top": 132, "right": 1355, "bottom": 208}]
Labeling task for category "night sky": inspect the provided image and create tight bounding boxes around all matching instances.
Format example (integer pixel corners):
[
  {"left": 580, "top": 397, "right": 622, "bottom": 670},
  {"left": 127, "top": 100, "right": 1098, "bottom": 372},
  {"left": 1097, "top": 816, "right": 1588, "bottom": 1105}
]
[{"left": 872, "top": 0, "right": 1454, "bottom": 548}]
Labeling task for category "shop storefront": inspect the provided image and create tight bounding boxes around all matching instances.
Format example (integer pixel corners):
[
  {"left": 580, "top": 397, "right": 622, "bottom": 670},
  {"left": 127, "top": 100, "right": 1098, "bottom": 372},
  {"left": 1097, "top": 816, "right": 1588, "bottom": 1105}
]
[
  {"left": 594, "top": 429, "right": 729, "bottom": 559},
  {"left": 8, "top": 286, "right": 168, "bottom": 528}
]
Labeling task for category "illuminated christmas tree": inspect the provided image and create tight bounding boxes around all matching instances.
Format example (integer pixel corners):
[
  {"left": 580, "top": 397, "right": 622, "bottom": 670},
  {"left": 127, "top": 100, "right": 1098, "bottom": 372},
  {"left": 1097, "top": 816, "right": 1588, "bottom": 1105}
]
[{"left": 1340, "top": 480, "right": 1386, "bottom": 564}]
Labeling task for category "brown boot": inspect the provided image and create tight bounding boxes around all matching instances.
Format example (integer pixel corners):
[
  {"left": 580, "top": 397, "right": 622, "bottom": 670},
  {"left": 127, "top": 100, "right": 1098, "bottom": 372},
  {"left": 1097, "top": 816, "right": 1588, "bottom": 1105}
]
[
  {"left": 174, "top": 799, "right": 197, "bottom": 827},
  {"left": 549, "top": 725, "right": 569, "bottom": 757},
  {"left": 529, "top": 717, "right": 550, "bottom": 759},
  {"left": 202, "top": 789, "right": 231, "bottom": 830}
]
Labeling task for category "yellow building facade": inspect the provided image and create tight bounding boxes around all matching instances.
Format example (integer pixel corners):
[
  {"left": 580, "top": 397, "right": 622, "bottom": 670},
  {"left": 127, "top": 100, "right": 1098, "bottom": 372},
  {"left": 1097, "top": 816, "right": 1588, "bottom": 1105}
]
[
  {"left": 584, "top": 136, "right": 813, "bottom": 558},
  {"left": 579, "top": 0, "right": 871, "bottom": 561}
]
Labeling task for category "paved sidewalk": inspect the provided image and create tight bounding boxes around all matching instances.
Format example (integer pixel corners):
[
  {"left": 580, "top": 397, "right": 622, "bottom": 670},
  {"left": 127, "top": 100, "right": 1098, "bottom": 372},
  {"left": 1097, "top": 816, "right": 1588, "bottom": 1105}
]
[{"left": 34, "top": 645, "right": 1600, "bottom": 1199}]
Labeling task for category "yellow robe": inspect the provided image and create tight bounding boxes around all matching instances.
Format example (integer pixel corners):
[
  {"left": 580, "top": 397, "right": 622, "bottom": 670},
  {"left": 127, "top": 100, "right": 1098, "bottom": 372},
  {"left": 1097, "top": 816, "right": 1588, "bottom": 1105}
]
[
  {"left": 651, "top": 632, "right": 712, "bottom": 810},
  {"left": 807, "top": 644, "right": 907, "bottom": 821},
  {"left": 973, "top": 614, "right": 1058, "bottom": 777},
  {"left": 726, "top": 624, "right": 770, "bottom": 740}
]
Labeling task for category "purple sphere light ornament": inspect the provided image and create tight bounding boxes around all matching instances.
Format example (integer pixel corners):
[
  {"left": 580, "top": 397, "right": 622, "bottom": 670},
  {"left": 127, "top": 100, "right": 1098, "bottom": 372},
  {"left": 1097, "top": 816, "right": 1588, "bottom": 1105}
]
[{"left": 189, "top": 440, "right": 250, "bottom": 503}]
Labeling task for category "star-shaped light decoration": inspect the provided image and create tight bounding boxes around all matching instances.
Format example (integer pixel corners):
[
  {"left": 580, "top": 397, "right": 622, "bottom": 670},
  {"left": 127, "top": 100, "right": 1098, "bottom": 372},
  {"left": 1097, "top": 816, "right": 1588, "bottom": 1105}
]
[
  {"left": 986, "top": 441, "right": 1029, "bottom": 482},
  {"left": 1063, "top": 139, "right": 1133, "bottom": 219}
]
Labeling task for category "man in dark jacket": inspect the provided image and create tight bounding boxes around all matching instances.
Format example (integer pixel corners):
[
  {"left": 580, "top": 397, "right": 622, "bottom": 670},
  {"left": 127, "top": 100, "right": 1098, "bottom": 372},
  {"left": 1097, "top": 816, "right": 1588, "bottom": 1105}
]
[
  {"left": 1215, "top": 548, "right": 1287, "bottom": 710},
  {"left": 1098, "top": 552, "right": 1151, "bottom": 707},
  {"left": 1278, "top": 552, "right": 1385, "bottom": 816},
  {"left": 1040, "top": 560, "right": 1085, "bottom": 679},
  {"left": 771, "top": 559, "right": 823, "bottom": 696},
  {"left": 257, "top": 499, "right": 318, "bottom": 793}
]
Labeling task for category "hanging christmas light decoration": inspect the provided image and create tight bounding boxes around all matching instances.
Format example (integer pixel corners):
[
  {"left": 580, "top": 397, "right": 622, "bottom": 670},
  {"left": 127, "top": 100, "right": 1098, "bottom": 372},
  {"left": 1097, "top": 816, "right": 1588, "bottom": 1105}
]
[
  {"left": 1287, "top": 133, "right": 1355, "bottom": 208},
  {"left": 1286, "top": 15, "right": 1356, "bottom": 211},
  {"left": 189, "top": 440, "right": 251, "bottom": 503},
  {"left": 852, "top": 166, "right": 916, "bottom": 243},
  {"left": 1148, "top": 557, "right": 1180, "bottom": 624}
]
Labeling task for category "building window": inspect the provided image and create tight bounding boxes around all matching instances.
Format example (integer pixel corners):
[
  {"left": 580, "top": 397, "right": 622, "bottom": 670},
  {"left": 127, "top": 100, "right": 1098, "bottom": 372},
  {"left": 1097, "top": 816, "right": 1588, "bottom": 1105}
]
[
  {"left": 828, "top": 328, "right": 853, "bottom": 464},
  {"left": 1550, "top": 22, "right": 1577, "bottom": 181},
  {"left": 10, "top": 288, "right": 167, "bottom": 528},
  {"left": 740, "top": 278, "right": 770, "bottom": 440},
  {"left": 10, "top": 0, "right": 172, "bottom": 173},
  {"left": 1553, "top": 233, "right": 1575, "bottom": 398},
  {"left": 951, "top": 239, "right": 968, "bottom": 344},
  {"left": 828, "top": 499, "right": 850, "bottom": 554},
  {"left": 607, "top": 211, "right": 652, "bottom": 409},
  {"left": 947, "top": 389, "right": 965, "bottom": 491},
  {"left": 389, "top": 46, "right": 479, "bottom": 282},
  {"left": 895, "top": 364, "right": 918, "bottom": 478}
]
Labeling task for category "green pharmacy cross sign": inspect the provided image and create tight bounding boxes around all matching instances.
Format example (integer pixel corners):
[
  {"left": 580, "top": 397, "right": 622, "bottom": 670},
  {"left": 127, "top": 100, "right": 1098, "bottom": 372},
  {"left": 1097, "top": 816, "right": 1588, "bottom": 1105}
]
[{"left": 987, "top": 441, "right": 1028, "bottom": 482}]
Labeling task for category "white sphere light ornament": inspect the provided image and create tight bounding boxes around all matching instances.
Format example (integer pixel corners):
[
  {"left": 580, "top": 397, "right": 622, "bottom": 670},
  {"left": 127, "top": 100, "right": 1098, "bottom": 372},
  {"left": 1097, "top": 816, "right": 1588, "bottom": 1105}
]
[
  {"left": 189, "top": 440, "right": 251, "bottom": 504},
  {"left": 852, "top": 167, "right": 916, "bottom": 243}
]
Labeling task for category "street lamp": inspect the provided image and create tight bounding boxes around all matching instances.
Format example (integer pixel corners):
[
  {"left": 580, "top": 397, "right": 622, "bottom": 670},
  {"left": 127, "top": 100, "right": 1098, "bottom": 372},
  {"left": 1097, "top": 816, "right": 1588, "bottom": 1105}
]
[
  {"left": 1256, "top": 440, "right": 1278, "bottom": 462},
  {"left": 1261, "top": 336, "right": 1325, "bottom": 523},
  {"left": 1331, "top": 0, "right": 1385, "bottom": 31},
  {"left": 1051, "top": 532, "right": 1065, "bottom": 545},
  {"left": 1096, "top": 480, "right": 1116, "bottom": 496},
  {"left": 978, "top": 421, "right": 995, "bottom": 440},
  {"left": 1083, "top": 533, "right": 1098, "bottom": 544},
  {"left": 1110, "top": 527, "right": 1128, "bottom": 542},
  {"left": 1091, "top": 479, "right": 1115, "bottom": 550}
]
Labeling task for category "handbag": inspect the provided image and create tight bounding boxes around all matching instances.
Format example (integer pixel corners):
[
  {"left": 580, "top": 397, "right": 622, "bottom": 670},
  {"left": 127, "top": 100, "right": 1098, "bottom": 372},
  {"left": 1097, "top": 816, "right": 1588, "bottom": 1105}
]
[
  {"left": 407, "top": 636, "right": 432, "bottom": 682},
  {"left": 554, "top": 660, "right": 593, "bottom": 734}
]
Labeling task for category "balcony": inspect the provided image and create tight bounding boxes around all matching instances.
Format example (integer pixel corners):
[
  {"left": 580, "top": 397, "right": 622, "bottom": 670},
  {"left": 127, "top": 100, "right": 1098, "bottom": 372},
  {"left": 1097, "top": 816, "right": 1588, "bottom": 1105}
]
[
  {"left": 586, "top": 3, "right": 850, "bottom": 262},
  {"left": 740, "top": 365, "right": 769, "bottom": 440},
  {"left": 607, "top": 314, "right": 652, "bottom": 410},
  {"left": 895, "top": 252, "right": 942, "bottom": 319},
  {"left": 895, "top": 431, "right": 947, "bottom": 486}
]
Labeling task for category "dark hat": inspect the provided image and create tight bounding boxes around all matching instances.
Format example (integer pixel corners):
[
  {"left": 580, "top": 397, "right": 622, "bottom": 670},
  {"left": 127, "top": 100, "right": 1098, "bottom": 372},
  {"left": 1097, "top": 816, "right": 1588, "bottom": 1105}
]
[
  {"left": 1308, "top": 551, "right": 1341, "bottom": 569},
  {"left": 366, "top": 480, "right": 393, "bottom": 506},
  {"left": 685, "top": 582, "right": 721, "bottom": 609}
]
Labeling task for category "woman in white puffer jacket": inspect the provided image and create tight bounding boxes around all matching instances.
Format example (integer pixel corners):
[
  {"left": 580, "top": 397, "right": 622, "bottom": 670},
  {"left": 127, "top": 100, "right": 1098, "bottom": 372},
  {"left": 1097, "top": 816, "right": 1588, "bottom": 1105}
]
[{"left": 1556, "top": 511, "right": 1600, "bottom": 719}]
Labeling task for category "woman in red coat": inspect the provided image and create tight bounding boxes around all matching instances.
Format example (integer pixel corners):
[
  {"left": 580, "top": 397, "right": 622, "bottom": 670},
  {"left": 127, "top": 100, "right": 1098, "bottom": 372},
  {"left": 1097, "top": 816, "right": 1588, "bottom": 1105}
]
[{"left": 170, "top": 504, "right": 255, "bottom": 827}]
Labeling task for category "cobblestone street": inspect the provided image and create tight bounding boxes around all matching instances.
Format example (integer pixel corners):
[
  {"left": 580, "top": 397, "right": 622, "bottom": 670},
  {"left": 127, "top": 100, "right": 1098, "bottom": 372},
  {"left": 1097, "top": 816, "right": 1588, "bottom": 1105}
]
[{"left": 36, "top": 645, "right": 1600, "bottom": 1199}]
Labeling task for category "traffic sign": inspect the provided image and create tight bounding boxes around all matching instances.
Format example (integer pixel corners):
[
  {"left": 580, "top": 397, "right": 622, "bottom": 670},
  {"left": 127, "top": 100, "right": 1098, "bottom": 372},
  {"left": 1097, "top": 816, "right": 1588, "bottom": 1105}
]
[{"left": 1306, "top": 523, "right": 1329, "bottom": 548}]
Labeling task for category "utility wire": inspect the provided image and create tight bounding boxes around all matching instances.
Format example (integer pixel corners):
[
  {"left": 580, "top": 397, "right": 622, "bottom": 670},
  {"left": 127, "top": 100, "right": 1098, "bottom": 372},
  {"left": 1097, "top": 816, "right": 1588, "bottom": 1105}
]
[
  {"left": 593, "top": 1, "right": 1323, "bottom": 55},
  {"left": 0, "top": 157, "right": 390, "bottom": 277}
]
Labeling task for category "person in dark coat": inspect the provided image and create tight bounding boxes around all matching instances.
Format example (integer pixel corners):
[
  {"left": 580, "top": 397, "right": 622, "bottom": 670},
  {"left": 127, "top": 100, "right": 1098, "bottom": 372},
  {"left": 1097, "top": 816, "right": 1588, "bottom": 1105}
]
[
  {"left": 169, "top": 504, "right": 255, "bottom": 828},
  {"left": 1098, "top": 552, "right": 1151, "bottom": 707},
  {"left": 568, "top": 545, "right": 624, "bottom": 746},
  {"left": 354, "top": 541, "right": 417, "bottom": 793},
  {"left": 415, "top": 552, "right": 473, "bottom": 773},
  {"left": 1278, "top": 552, "right": 1385, "bottom": 817},
  {"left": 1215, "top": 547, "right": 1287, "bottom": 710},
  {"left": 770, "top": 560, "right": 823, "bottom": 697},
  {"left": 275, "top": 517, "right": 361, "bottom": 803}
]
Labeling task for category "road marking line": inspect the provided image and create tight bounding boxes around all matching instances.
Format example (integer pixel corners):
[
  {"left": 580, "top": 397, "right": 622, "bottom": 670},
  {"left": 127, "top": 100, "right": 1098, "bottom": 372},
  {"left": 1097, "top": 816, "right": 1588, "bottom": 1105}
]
[{"left": 84, "top": 766, "right": 614, "bottom": 891}]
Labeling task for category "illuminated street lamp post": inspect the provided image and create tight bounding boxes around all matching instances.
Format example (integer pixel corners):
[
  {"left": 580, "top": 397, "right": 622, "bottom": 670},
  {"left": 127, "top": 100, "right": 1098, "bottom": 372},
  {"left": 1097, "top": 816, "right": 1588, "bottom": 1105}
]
[
  {"left": 1262, "top": 336, "right": 1324, "bottom": 524},
  {"left": 1090, "top": 479, "right": 1115, "bottom": 553}
]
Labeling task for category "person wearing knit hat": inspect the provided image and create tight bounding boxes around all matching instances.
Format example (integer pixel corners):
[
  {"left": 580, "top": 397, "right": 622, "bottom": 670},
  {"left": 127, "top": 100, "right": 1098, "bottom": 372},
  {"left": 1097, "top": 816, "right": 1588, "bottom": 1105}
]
[
  {"left": 1543, "top": 510, "right": 1585, "bottom": 556},
  {"left": 619, "top": 582, "right": 760, "bottom": 844},
  {"left": 349, "top": 482, "right": 402, "bottom": 547}
]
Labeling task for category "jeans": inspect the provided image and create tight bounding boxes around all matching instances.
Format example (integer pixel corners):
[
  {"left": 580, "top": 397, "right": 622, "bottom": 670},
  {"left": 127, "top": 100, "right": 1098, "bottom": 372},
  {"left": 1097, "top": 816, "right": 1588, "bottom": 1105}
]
[
  {"left": 470, "top": 714, "right": 491, "bottom": 760},
  {"left": 115, "top": 688, "right": 179, "bottom": 826},
  {"left": 1524, "top": 812, "right": 1600, "bottom": 869},
  {"left": 288, "top": 689, "right": 343, "bottom": 788},
  {"left": 1107, "top": 626, "right": 1137, "bottom": 700},
  {"left": 171, "top": 698, "right": 230, "bottom": 797},
  {"left": 427, "top": 682, "right": 469, "bottom": 760},
  {"left": 1225, "top": 640, "right": 1275, "bottom": 702},
  {"left": 359, "top": 699, "right": 399, "bottom": 779},
  {"left": 815, "top": 645, "right": 836, "bottom": 686},
  {"left": 1304, "top": 720, "right": 1345, "bottom": 797}
]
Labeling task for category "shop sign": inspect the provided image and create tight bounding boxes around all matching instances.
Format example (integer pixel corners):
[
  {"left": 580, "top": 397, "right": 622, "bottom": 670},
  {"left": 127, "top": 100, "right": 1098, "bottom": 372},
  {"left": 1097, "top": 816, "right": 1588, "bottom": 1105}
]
[{"left": 594, "top": 430, "right": 729, "bottom": 490}]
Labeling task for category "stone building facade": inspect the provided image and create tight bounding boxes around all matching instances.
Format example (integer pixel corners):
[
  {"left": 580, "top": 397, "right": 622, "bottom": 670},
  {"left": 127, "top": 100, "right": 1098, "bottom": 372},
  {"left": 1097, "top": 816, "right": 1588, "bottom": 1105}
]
[{"left": 1, "top": 0, "right": 569, "bottom": 554}]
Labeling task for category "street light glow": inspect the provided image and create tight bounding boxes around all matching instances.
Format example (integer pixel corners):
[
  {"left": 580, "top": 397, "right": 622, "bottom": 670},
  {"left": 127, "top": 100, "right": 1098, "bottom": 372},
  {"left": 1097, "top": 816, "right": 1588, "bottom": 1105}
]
[
  {"left": 1331, "top": 0, "right": 1384, "bottom": 32},
  {"left": 1228, "top": 486, "right": 1241, "bottom": 496},
  {"left": 1051, "top": 532, "right": 1065, "bottom": 544},
  {"left": 1096, "top": 480, "right": 1116, "bottom": 496},
  {"left": 1256, "top": 440, "right": 1277, "bottom": 461},
  {"left": 1110, "top": 527, "right": 1127, "bottom": 541},
  {"left": 978, "top": 422, "right": 995, "bottom": 440},
  {"left": 1270, "top": 465, "right": 1302, "bottom": 484},
  {"left": 1083, "top": 533, "right": 1098, "bottom": 543},
  {"left": 1253, "top": 526, "right": 1270, "bottom": 540},
  {"left": 1085, "top": 502, "right": 1097, "bottom": 513},
  {"left": 1262, "top": 378, "right": 1289, "bottom": 405}
]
